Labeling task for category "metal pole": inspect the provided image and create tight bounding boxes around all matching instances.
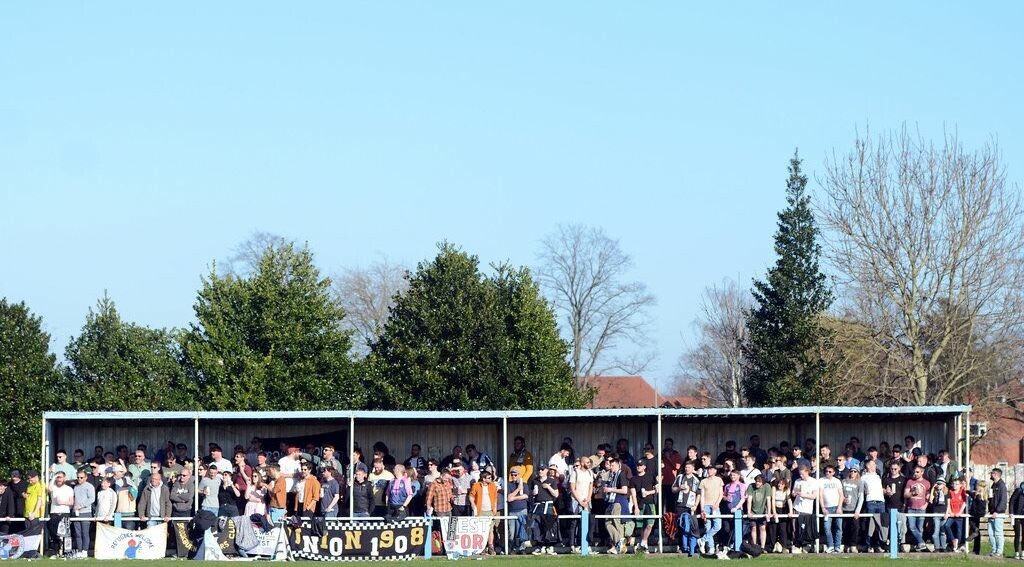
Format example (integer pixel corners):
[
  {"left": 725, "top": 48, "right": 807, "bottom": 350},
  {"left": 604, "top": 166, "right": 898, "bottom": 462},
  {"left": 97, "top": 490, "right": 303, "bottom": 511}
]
[
  {"left": 502, "top": 415, "right": 509, "bottom": 556},
  {"left": 656, "top": 412, "right": 663, "bottom": 553},
  {"left": 40, "top": 416, "right": 47, "bottom": 483},
  {"left": 349, "top": 414, "right": 356, "bottom": 517},
  {"left": 814, "top": 410, "right": 821, "bottom": 553},
  {"left": 965, "top": 411, "right": 971, "bottom": 477},
  {"left": 193, "top": 417, "right": 200, "bottom": 513},
  {"left": 954, "top": 414, "right": 962, "bottom": 468}
]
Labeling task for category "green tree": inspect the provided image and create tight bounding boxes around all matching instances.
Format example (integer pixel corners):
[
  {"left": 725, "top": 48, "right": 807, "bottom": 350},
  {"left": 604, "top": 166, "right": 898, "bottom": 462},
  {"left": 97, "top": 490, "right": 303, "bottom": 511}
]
[
  {"left": 181, "top": 241, "right": 363, "bottom": 410},
  {"left": 367, "top": 243, "right": 589, "bottom": 410},
  {"left": 64, "top": 293, "right": 196, "bottom": 411},
  {"left": 0, "top": 299, "right": 69, "bottom": 473},
  {"left": 743, "top": 152, "right": 834, "bottom": 406}
]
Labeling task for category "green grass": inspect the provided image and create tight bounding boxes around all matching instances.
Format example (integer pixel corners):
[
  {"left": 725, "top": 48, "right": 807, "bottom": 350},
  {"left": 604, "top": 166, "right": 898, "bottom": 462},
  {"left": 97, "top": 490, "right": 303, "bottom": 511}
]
[{"left": 38, "top": 555, "right": 1016, "bottom": 565}]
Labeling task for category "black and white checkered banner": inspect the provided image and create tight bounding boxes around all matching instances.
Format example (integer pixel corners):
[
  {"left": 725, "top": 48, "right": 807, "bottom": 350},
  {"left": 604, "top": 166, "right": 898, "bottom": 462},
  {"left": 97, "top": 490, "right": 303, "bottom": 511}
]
[{"left": 287, "top": 519, "right": 429, "bottom": 561}]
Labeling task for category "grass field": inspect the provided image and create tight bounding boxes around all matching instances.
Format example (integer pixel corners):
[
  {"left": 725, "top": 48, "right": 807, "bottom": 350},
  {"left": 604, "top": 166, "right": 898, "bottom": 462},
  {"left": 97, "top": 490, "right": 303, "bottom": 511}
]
[{"left": 30, "top": 554, "right": 1015, "bottom": 565}]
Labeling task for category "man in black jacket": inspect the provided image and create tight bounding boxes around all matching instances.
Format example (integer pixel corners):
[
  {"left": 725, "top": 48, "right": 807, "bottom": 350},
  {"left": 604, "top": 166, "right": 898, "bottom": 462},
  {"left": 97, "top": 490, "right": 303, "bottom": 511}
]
[
  {"left": 989, "top": 468, "right": 1007, "bottom": 558},
  {"left": 0, "top": 480, "right": 17, "bottom": 534},
  {"left": 350, "top": 464, "right": 374, "bottom": 518},
  {"left": 1010, "top": 479, "right": 1024, "bottom": 559}
]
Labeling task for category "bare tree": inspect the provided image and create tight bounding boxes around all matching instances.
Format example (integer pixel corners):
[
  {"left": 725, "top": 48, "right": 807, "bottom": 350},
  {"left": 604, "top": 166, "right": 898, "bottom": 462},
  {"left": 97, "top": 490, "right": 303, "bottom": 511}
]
[
  {"left": 536, "top": 224, "right": 656, "bottom": 384},
  {"left": 819, "top": 127, "right": 1024, "bottom": 405},
  {"left": 332, "top": 256, "right": 409, "bottom": 355},
  {"left": 677, "top": 278, "right": 749, "bottom": 408},
  {"left": 225, "top": 231, "right": 289, "bottom": 276}
]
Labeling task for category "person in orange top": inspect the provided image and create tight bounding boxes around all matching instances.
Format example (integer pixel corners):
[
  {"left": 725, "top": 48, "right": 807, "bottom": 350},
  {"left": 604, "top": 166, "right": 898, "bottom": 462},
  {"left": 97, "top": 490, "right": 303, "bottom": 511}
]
[
  {"left": 509, "top": 436, "right": 535, "bottom": 482},
  {"left": 294, "top": 462, "right": 321, "bottom": 517},
  {"left": 469, "top": 470, "right": 499, "bottom": 554},
  {"left": 268, "top": 464, "right": 288, "bottom": 523}
]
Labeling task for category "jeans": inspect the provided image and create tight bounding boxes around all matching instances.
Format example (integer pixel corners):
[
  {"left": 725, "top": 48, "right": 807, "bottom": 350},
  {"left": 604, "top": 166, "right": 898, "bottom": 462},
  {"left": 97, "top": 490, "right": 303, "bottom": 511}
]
[
  {"left": 865, "top": 501, "right": 886, "bottom": 547},
  {"left": 512, "top": 509, "right": 529, "bottom": 550},
  {"left": 323, "top": 510, "right": 337, "bottom": 518},
  {"left": 202, "top": 505, "right": 220, "bottom": 516},
  {"left": 907, "top": 508, "right": 927, "bottom": 545},
  {"left": 73, "top": 512, "right": 92, "bottom": 552},
  {"left": 824, "top": 507, "right": 842, "bottom": 550},
  {"left": 701, "top": 505, "right": 721, "bottom": 548},
  {"left": 677, "top": 509, "right": 698, "bottom": 555},
  {"left": 942, "top": 517, "right": 964, "bottom": 546},
  {"left": 990, "top": 516, "right": 1005, "bottom": 555},
  {"left": 147, "top": 519, "right": 163, "bottom": 528},
  {"left": 269, "top": 507, "right": 286, "bottom": 523},
  {"left": 353, "top": 511, "right": 370, "bottom": 518},
  {"left": 931, "top": 513, "right": 946, "bottom": 550}
]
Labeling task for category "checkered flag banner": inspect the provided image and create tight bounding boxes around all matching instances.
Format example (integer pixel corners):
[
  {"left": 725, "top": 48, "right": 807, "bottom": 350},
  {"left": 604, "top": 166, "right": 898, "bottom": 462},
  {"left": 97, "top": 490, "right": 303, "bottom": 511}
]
[{"left": 287, "top": 518, "right": 430, "bottom": 561}]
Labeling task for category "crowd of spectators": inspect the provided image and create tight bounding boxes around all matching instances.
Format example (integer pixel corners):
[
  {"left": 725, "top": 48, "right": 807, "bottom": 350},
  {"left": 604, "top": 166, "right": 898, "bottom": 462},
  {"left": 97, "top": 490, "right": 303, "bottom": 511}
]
[{"left": 0, "top": 433, "right": 1020, "bottom": 559}]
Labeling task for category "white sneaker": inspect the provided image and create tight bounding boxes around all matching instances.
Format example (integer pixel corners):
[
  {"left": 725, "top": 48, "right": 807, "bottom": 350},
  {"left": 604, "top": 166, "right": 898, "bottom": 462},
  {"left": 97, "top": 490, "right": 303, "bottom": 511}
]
[
  {"left": 547, "top": 546, "right": 557, "bottom": 555},
  {"left": 791, "top": 546, "right": 801, "bottom": 554},
  {"left": 697, "top": 540, "right": 706, "bottom": 554},
  {"left": 825, "top": 547, "right": 834, "bottom": 554}
]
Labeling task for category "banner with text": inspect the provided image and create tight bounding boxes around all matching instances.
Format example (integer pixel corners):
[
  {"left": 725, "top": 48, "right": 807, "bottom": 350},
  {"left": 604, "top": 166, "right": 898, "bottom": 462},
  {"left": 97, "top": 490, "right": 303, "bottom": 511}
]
[
  {"left": 439, "top": 517, "right": 491, "bottom": 558},
  {"left": 96, "top": 523, "right": 168, "bottom": 560},
  {"left": 287, "top": 519, "right": 428, "bottom": 561}
]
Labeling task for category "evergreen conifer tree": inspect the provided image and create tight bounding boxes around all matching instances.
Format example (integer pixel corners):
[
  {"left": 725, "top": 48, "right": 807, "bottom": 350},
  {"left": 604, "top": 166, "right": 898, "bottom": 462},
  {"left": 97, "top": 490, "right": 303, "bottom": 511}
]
[{"left": 743, "top": 152, "right": 834, "bottom": 406}]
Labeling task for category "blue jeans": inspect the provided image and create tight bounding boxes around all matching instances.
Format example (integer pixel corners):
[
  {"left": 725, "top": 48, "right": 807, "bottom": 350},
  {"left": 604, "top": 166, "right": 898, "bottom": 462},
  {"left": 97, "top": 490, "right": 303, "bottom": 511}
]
[
  {"left": 678, "top": 509, "right": 698, "bottom": 555},
  {"left": 202, "top": 505, "right": 219, "bottom": 516},
  {"left": 512, "top": 510, "right": 528, "bottom": 550},
  {"left": 931, "top": 514, "right": 946, "bottom": 549},
  {"left": 269, "top": 507, "right": 286, "bottom": 523},
  {"left": 990, "top": 516, "right": 1005, "bottom": 555},
  {"left": 942, "top": 517, "right": 963, "bottom": 546},
  {"left": 865, "top": 501, "right": 886, "bottom": 546},
  {"left": 702, "top": 505, "right": 721, "bottom": 547},
  {"left": 823, "top": 507, "right": 842, "bottom": 550},
  {"left": 907, "top": 508, "right": 926, "bottom": 545},
  {"left": 146, "top": 519, "right": 163, "bottom": 528},
  {"left": 323, "top": 510, "right": 337, "bottom": 518},
  {"left": 353, "top": 512, "right": 370, "bottom": 518}
]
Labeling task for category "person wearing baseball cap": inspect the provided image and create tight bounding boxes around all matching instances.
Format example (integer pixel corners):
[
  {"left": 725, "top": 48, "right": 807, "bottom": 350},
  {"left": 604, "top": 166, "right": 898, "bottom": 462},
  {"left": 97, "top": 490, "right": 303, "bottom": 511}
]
[{"left": 840, "top": 466, "right": 864, "bottom": 552}]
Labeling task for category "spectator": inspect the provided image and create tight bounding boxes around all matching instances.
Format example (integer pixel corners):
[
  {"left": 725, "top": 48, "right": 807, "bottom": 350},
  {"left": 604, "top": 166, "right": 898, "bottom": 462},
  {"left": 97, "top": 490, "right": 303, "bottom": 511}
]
[
  {"left": 368, "top": 458, "right": 395, "bottom": 518},
  {"left": 509, "top": 436, "right": 535, "bottom": 482},
  {"left": 629, "top": 460, "right": 657, "bottom": 552},
  {"left": 423, "top": 468, "right": 452, "bottom": 520},
  {"left": 448, "top": 460, "right": 471, "bottom": 517},
  {"left": 245, "top": 469, "right": 268, "bottom": 518},
  {"left": 792, "top": 466, "right": 818, "bottom": 553},
  {"left": 387, "top": 465, "right": 413, "bottom": 521},
  {"left": 293, "top": 462, "right": 320, "bottom": 518},
  {"left": 944, "top": 476, "right": 968, "bottom": 553},
  {"left": 264, "top": 465, "right": 285, "bottom": 522},
  {"left": 137, "top": 472, "right": 171, "bottom": 528},
  {"left": 530, "top": 466, "right": 560, "bottom": 556},
  {"left": 198, "top": 464, "right": 221, "bottom": 515},
  {"left": 0, "top": 481, "right": 15, "bottom": 535},
  {"left": 351, "top": 464, "right": 375, "bottom": 518},
  {"left": 50, "top": 450, "right": 77, "bottom": 482},
  {"left": 404, "top": 444, "right": 426, "bottom": 473},
  {"left": 839, "top": 465, "right": 864, "bottom": 552},
  {"left": 319, "top": 462, "right": 339, "bottom": 515},
  {"left": 46, "top": 471, "right": 73, "bottom": 556},
  {"left": 95, "top": 476, "right": 116, "bottom": 524},
  {"left": 990, "top": 468, "right": 1008, "bottom": 558},
  {"left": 71, "top": 470, "right": 95, "bottom": 558},
  {"left": 506, "top": 466, "right": 529, "bottom": 553},
  {"left": 469, "top": 470, "right": 498, "bottom": 553}
]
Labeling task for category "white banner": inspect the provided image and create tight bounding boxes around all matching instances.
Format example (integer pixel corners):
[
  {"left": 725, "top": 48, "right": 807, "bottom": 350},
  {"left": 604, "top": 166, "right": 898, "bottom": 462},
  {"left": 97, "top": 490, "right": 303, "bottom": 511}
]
[
  {"left": 95, "top": 523, "right": 168, "bottom": 560},
  {"left": 439, "top": 517, "right": 491, "bottom": 559}
]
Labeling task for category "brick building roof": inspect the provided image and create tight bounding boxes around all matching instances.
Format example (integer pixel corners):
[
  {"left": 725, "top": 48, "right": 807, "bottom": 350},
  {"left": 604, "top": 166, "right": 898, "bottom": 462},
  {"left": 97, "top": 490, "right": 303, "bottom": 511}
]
[{"left": 586, "top": 375, "right": 706, "bottom": 409}]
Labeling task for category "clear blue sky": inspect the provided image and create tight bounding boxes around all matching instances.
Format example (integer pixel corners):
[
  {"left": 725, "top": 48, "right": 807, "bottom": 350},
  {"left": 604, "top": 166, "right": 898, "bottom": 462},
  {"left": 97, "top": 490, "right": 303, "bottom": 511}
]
[{"left": 2, "top": 3, "right": 1021, "bottom": 392}]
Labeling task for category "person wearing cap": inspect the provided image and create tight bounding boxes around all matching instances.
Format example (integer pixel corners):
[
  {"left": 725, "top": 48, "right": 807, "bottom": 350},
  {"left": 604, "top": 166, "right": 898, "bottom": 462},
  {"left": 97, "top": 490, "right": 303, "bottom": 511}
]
[
  {"left": 8, "top": 470, "right": 26, "bottom": 518},
  {"left": 205, "top": 446, "right": 231, "bottom": 474},
  {"left": 629, "top": 459, "right": 657, "bottom": 552},
  {"left": 448, "top": 459, "right": 471, "bottom": 517},
  {"left": 505, "top": 466, "right": 529, "bottom": 553},
  {"left": 928, "top": 477, "right": 949, "bottom": 552},
  {"left": 530, "top": 466, "right": 560, "bottom": 555},
  {"left": 840, "top": 465, "right": 864, "bottom": 552}
]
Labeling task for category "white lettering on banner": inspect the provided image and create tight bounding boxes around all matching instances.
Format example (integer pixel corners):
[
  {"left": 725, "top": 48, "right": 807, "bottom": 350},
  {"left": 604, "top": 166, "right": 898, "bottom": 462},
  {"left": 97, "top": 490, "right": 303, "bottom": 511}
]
[{"left": 440, "top": 517, "right": 490, "bottom": 558}]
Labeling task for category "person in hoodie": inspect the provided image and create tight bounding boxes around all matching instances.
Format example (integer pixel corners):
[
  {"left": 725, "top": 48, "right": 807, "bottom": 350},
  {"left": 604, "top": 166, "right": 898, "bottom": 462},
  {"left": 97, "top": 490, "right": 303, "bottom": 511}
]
[
  {"left": 0, "top": 480, "right": 16, "bottom": 535},
  {"left": 1010, "top": 478, "right": 1024, "bottom": 559},
  {"left": 95, "top": 476, "right": 117, "bottom": 524},
  {"left": 989, "top": 468, "right": 1008, "bottom": 558}
]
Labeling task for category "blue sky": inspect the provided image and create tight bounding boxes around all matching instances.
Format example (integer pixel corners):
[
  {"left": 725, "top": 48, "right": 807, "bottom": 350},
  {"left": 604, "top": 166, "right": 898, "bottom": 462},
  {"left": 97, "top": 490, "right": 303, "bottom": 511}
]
[{"left": 2, "top": 3, "right": 1021, "bottom": 391}]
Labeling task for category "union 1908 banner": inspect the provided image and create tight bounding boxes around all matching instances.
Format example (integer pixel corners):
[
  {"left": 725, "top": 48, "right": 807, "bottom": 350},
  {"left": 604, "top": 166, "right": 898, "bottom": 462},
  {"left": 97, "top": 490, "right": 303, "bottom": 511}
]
[{"left": 287, "top": 519, "right": 428, "bottom": 561}]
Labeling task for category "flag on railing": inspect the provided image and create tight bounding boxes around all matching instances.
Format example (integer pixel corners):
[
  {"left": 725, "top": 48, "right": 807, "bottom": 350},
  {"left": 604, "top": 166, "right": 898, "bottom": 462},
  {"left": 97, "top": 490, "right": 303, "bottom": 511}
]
[
  {"left": 0, "top": 523, "right": 43, "bottom": 560},
  {"left": 95, "top": 523, "right": 168, "bottom": 560}
]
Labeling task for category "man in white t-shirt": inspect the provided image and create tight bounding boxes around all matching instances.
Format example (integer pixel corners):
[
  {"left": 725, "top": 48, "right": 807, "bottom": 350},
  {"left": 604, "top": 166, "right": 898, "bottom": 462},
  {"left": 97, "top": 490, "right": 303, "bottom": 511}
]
[
  {"left": 548, "top": 444, "right": 571, "bottom": 479},
  {"left": 740, "top": 455, "right": 760, "bottom": 485},
  {"left": 819, "top": 466, "right": 845, "bottom": 553},
  {"left": 860, "top": 458, "right": 887, "bottom": 551},
  {"left": 47, "top": 472, "right": 75, "bottom": 556},
  {"left": 792, "top": 466, "right": 819, "bottom": 552},
  {"left": 569, "top": 457, "right": 595, "bottom": 553},
  {"left": 277, "top": 446, "right": 303, "bottom": 493}
]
